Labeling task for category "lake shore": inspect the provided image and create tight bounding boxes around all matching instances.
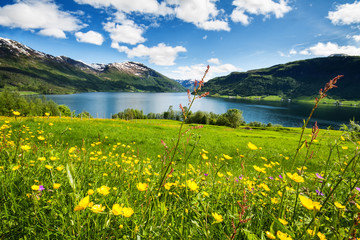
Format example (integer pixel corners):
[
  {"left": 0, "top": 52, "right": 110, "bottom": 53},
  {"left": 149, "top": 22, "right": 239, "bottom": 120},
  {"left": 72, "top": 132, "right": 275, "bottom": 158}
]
[{"left": 209, "top": 94, "right": 360, "bottom": 108}]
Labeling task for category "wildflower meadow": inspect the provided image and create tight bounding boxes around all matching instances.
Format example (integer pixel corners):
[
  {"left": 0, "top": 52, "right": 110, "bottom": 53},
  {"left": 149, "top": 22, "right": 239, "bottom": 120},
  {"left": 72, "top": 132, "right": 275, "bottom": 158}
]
[{"left": 1, "top": 68, "right": 360, "bottom": 239}]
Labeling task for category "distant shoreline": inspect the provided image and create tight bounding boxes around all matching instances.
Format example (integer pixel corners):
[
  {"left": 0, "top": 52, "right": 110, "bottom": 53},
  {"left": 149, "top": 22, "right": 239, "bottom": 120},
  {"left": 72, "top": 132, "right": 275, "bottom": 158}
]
[{"left": 209, "top": 94, "right": 360, "bottom": 108}]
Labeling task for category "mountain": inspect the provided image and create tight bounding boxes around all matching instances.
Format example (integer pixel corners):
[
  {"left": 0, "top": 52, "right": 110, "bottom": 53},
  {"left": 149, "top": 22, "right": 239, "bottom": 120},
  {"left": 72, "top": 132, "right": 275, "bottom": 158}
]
[
  {"left": 202, "top": 56, "right": 360, "bottom": 100},
  {"left": 174, "top": 79, "right": 195, "bottom": 89},
  {"left": 0, "top": 37, "right": 185, "bottom": 94}
]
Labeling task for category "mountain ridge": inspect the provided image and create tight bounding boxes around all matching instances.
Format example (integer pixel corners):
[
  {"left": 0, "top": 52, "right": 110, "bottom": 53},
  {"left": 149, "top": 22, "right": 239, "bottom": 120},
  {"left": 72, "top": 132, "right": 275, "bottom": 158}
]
[
  {"left": 0, "top": 37, "right": 185, "bottom": 94},
  {"left": 202, "top": 55, "right": 360, "bottom": 100}
]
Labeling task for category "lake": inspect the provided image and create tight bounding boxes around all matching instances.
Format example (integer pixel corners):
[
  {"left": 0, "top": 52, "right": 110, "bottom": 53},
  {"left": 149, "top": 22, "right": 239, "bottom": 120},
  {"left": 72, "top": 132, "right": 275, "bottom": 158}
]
[{"left": 43, "top": 92, "right": 360, "bottom": 129}]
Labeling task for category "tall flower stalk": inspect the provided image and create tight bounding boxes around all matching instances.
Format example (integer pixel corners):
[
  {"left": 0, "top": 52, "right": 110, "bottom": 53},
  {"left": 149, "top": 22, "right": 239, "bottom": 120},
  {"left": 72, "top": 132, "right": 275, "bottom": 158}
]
[{"left": 157, "top": 65, "right": 210, "bottom": 190}]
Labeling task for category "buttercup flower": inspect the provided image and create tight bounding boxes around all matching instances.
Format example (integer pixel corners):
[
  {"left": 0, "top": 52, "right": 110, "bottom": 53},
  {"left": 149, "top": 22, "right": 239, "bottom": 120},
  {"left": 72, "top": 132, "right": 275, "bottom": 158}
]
[
  {"left": 266, "top": 231, "right": 276, "bottom": 239},
  {"left": 247, "top": 142, "right": 258, "bottom": 150},
  {"left": 91, "top": 204, "right": 105, "bottom": 213},
  {"left": 136, "top": 182, "right": 148, "bottom": 192},
  {"left": 97, "top": 185, "right": 110, "bottom": 195},
  {"left": 212, "top": 213, "right": 223, "bottom": 223},
  {"left": 286, "top": 172, "right": 304, "bottom": 183},
  {"left": 53, "top": 183, "right": 61, "bottom": 189},
  {"left": 74, "top": 196, "right": 90, "bottom": 211},
  {"left": 186, "top": 180, "right": 199, "bottom": 192},
  {"left": 299, "top": 195, "right": 321, "bottom": 211},
  {"left": 334, "top": 201, "right": 346, "bottom": 209},
  {"left": 12, "top": 165, "right": 21, "bottom": 171},
  {"left": 122, "top": 207, "right": 134, "bottom": 217}
]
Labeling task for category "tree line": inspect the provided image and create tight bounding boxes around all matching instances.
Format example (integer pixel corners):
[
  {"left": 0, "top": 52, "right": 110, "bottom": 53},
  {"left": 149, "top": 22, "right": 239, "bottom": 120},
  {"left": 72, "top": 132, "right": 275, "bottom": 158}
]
[{"left": 112, "top": 106, "right": 245, "bottom": 128}]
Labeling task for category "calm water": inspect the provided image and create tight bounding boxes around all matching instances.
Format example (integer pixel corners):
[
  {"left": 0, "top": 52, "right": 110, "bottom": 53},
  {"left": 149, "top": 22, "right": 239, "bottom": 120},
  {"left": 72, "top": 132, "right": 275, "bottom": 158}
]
[{"left": 43, "top": 92, "right": 360, "bottom": 129}]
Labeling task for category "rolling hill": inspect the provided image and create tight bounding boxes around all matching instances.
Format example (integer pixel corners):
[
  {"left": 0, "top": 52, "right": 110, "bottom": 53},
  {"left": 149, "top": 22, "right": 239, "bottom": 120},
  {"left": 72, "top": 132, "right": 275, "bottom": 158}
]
[
  {"left": 0, "top": 37, "right": 185, "bottom": 94},
  {"left": 202, "top": 55, "right": 360, "bottom": 100}
]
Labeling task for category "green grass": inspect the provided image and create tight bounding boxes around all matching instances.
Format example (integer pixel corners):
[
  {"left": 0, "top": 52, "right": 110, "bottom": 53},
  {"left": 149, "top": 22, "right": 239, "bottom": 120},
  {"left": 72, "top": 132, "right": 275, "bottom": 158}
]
[{"left": 0, "top": 116, "right": 359, "bottom": 239}]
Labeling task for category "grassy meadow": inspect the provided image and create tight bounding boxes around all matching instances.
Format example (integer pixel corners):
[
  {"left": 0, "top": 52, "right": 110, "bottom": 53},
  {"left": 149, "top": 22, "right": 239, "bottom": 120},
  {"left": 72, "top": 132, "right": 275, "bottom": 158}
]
[{"left": 1, "top": 113, "right": 359, "bottom": 239}]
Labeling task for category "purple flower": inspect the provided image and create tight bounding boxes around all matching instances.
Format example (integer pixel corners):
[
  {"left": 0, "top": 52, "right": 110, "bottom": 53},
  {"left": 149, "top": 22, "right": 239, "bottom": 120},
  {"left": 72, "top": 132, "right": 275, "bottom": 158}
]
[
  {"left": 239, "top": 175, "right": 243, "bottom": 180},
  {"left": 204, "top": 173, "right": 208, "bottom": 176},
  {"left": 38, "top": 185, "right": 45, "bottom": 191},
  {"left": 269, "top": 176, "right": 274, "bottom": 180},
  {"left": 235, "top": 179, "right": 239, "bottom": 182},
  {"left": 355, "top": 187, "right": 360, "bottom": 193},
  {"left": 316, "top": 189, "right": 324, "bottom": 196},
  {"left": 316, "top": 173, "right": 324, "bottom": 179},
  {"left": 279, "top": 174, "right": 283, "bottom": 179}
]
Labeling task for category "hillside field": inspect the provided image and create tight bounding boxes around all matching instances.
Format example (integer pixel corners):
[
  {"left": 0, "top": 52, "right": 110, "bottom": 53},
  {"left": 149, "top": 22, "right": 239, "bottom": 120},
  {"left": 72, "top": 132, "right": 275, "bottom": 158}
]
[{"left": 1, "top": 116, "right": 359, "bottom": 239}]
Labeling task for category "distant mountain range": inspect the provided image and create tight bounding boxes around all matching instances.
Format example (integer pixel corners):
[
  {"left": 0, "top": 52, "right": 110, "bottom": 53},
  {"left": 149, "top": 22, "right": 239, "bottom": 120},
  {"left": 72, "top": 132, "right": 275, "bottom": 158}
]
[
  {"left": 0, "top": 37, "right": 184, "bottom": 94},
  {"left": 174, "top": 79, "right": 195, "bottom": 89},
  {"left": 202, "top": 55, "right": 360, "bottom": 100}
]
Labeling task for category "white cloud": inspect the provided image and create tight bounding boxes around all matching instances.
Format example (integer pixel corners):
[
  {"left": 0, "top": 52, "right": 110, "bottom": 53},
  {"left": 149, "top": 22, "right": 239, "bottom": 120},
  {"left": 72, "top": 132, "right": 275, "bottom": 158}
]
[
  {"left": 231, "top": 9, "right": 251, "bottom": 26},
  {"left": 353, "top": 35, "right": 360, "bottom": 42},
  {"left": 74, "top": 0, "right": 172, "bottom": 15},
  {"left": 104, "top": 21, "right": 146, "bottom": 45},
  {"left": 207, "top": 58, "right": 220, "bottom": 64},
  {"left": 171, "top": 63, "right": 239, "bottom": 80},
  {"left": 167, "top": 0, "right": 230, "bottom": 31},
  {"left": 328, "top": 1, "right": 360, "bottom": 25},
  {"left": 231, "top": 0, "right": 292, "bottom": 25},
  {"left": 196, "top": 19, "right": 230, "bottom": 31},
  {"left": 75, "top": 30, "right": 104, "bottom": 45},
  {"left": 113, "top": 43, "right": 187, "bottom": 66},
  {"left": 299, "top": 42, "right": 360, "bottom": 56},
  {"left": 289, "top": 49, "right": 297, "bottom": 55},
  {"left": 203, "top": 35, "right": 208, "bottom": 40},
  {"left": 0, "top": 0, "right": 83, "bottom": 38}
]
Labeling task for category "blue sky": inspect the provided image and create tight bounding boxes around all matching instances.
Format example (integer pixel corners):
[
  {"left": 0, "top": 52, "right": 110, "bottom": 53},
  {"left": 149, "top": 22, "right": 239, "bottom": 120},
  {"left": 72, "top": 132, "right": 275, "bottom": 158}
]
[{"left": 1, "top": 0, "right": 360, "bottom": 80}]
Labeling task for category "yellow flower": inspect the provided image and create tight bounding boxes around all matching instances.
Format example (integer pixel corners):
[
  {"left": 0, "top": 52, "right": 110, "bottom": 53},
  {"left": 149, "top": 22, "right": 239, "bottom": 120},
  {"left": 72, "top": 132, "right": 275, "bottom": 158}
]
[
  {"left": 20, "top": 145, "right": 31, "bottom": 151},
  {"left": 13, "top": 111, "right": 20, "bottom": 116},
  {"left": 88, "top": 189, "right": 94, "bottom": 195},
  {"left": 278, "top": 218, "right": 288, "bottom": 225},
  {"left": 186, "top": 180, "right": 199, "bottom": 192},
  {"left": 341, "top": 146, "right": 348, "bottom": 150},
  {"left": 31, "top": 185, "right": 39, "bottom": 191},
  {"left": 334, "top": 201, "right": 346, "bottom": 209},
  {"left": 223, "top": 154, "right": 232, "bottom": 160},
  {"left": 91, "top": 204, "right": 105, "bottom": 213},
  {"left": 74, "top": 196, "right": 90, "bottom": 211},
  {"left": 12, "top": 165, "right": 21, "bottom": 171},
  {"left": 45, "top": 112, "right": 50, "bottom": 116},
  {"left": 307, "top": 229, "right": 315, "bottom": 237},
  {"left": 112, "top": 204, "right": 123, "bottom": 216},
  {"left": 97, "top": 185, "right": 110, "bottom": 195},
  {"left": 164, "top": 182, "right": 173, "bottom": 190},
  {"left": 122, "top": 207, "right": 134, "bottom": 217},
  {"left": 253, "top": 165, "right": 266, "bottom": 174},
  {"left": 53, "top": 183, "right": 61, "bottom": 189},
  {"left": 266, "top": 231, "right": 276, "bottom": 239},
  {"left": 136, "top": 182, "right": 148, "bottom": 192},
  {"left": 217, "top": 172, "right": 224, "bottom": 177},
  {"left": 68, "top": 147, "right": 76, "bottom": 154},
  {"left": 271, "top": 197, "right": 279, "bottom": 204},
  {"left": 247, "top": 142, "right": 258, "bottom": 150},
  {"left": 299, "top": 195, "right": 322, "bottom": 211},
  {"left": 276, "top": 231, "right": 292, "bottom": 240},
  {"left": 317, "top": 232, "right": 327, "bottom": 240},
  {"left": 202, "top": 191, "right": 209, "bottom": 197},
  {"left": 212, "top": 213, "right": 223, "bottom": 223},
  {"left": 286, "top": 172, "right": 304, "bottom": 183},
  {"left": 119, "top": 224, "right": 124, "bottom": 229},
  {"left": 226, "top": 171, "right": 233, "bottom": 176},
  {"left": 201, "top": 153, "right": 209, "bottom": 160},
  {"left": 45, "top": 165, "right": 53, "bottom": 170},
  {"left": 56, "top": 165, "right": 64, "bottom": 171},
  {"left": 37, "top": 136, "right": 45, "bottom": 141},
  {"left": 38, "top": 157, "right": 46, "bottom": 161}
]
